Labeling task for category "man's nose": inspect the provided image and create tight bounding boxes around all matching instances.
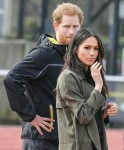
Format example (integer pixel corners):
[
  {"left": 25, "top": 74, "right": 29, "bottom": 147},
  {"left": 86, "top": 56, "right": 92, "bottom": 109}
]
[{"left": 69, "top": 27, "right": 75, "bottom": 35}]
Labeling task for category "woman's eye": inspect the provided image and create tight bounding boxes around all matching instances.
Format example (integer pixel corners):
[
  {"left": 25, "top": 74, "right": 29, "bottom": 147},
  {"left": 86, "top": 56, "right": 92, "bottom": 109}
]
[
  {"left": 94, "top": 48, "right": 99, "bottom": 51},
  {"left": 85, "top": 47, "right": 90, "bottom": 50}
]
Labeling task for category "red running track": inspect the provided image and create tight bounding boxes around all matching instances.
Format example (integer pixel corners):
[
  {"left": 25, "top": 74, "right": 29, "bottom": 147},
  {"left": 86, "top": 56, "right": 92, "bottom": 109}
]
[{"left": 0, "top": 125, "right": 123, "bottom": 150}]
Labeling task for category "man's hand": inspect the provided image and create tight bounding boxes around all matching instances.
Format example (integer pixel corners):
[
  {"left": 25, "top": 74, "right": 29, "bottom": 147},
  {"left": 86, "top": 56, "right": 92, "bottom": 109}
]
[
  {"left": 30, "top": 114, "right": 55, "bottom": 136},
  {"left": 103, "top": 103, "right": 118, "bottom": 118}
]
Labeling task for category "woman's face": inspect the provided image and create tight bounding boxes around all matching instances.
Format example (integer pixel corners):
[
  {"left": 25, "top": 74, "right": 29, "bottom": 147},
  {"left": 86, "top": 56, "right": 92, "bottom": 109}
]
[{"left": 76, "top": 36, "right": 99, "bottom": 67}]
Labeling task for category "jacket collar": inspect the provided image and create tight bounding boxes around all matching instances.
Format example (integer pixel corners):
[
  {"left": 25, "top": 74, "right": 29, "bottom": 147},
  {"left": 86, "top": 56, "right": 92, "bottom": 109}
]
[
  {"left": 52, "top": 44, "right": 67, "bottom": 57},
  {"left": 37, "top": 34, "right": 67, "bottom": 57},
  {"left": 48, "top": 36, "right": 67, "bottom": 57},
  {"left": 66, "top": 67, "right": 86, "bottom": 80},
  {"left": 75, "top": 71, "right": 86, "bottom": 80}
]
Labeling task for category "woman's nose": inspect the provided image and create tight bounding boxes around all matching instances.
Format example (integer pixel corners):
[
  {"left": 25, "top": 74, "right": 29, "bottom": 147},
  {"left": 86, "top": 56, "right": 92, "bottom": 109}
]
[{"left": 90, "top": 49, "right": 95, "bottom": 55}]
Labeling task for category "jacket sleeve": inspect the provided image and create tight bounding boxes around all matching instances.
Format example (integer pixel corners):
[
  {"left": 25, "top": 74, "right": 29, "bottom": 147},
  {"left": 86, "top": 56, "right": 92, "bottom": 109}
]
[
  {"left": 103, "top": 108, "right": 110, "bottom": 125},
  {"left": 4, "top": 48, "right": 50, "bottom": 122},
  {"left": 58, "top": 72, "right": 106, "bottom": 125},
  {"left": 104, "top": 116, "right": 109, "bottom": 125}
]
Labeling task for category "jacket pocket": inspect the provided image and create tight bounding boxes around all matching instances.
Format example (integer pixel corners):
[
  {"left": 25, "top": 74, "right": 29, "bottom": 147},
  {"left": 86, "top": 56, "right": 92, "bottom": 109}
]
[
  {"left": 81, "top": 141, "right": 92, "bottom": 150},
  {"left": 59, "top": 143, "right": 76, "bottom": 150},
  {"left": 57, "top": 105, "right": 75, "bottom": 144},
  {"left": 81, "top": 127, "right": 92, "bottom": 150}
]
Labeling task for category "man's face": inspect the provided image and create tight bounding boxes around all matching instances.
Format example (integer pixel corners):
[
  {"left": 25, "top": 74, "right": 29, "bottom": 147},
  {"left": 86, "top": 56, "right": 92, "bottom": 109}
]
[{"left": 54, "top": 15, "right": 81, "bottom": 45}]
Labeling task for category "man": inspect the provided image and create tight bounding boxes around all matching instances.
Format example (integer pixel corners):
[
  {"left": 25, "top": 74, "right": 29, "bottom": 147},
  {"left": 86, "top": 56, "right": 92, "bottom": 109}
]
[{"left": 4, "top": 3, "right": 84, "bottom": 150}]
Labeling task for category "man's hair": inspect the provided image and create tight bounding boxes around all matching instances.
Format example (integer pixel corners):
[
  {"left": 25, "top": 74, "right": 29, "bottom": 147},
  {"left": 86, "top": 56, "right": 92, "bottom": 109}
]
[{"left": 52, "top": 3, "right": 84, "bottom": 25}]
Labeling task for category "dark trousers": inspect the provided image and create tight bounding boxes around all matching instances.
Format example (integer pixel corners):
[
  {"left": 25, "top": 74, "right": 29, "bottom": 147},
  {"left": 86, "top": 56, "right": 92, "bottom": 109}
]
[{"left": 22, "top": 139, "right": 58, "bottom": 150}]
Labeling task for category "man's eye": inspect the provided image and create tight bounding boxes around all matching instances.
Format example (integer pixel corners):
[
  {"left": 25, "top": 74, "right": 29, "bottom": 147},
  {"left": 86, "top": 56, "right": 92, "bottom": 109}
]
[
  {"left": 65, "top": 26, "right": 69, "bottom": 28},
  {"left": 74, "top": 26, "right": 78, "bottom": 28},
  {"left": 85, "top": 47, "right": 90, "bottom": 50}
]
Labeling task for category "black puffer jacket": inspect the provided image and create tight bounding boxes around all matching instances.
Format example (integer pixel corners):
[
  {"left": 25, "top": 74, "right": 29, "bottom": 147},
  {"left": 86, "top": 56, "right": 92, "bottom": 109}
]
[{"left": 4, "top": 34, "right": 67, "bottom": 142}]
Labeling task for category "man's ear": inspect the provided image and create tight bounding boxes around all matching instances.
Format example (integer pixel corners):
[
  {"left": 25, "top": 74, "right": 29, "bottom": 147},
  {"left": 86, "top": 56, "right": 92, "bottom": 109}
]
[{"left": 53, "top": 22, "right": 59, "bottom": 31}]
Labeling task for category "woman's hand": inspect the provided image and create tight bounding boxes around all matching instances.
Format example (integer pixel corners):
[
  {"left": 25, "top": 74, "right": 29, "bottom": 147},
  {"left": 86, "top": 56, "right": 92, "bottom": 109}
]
[
  {"left": 103, "top": 103, "right": 118, "bottom": 118},
  {"left": 90, "top": 62, "right": 103, "bottom": 92}
]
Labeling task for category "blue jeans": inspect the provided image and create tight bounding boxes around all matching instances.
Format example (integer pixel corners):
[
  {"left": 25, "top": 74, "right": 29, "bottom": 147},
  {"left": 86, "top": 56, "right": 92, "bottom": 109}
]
[{"left": 22, "top": 139, "right": 58, "bottom": 150}]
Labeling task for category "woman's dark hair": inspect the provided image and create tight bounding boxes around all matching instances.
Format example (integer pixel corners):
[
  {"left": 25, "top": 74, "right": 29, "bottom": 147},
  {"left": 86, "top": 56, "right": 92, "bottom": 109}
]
[{"left": 63, "top": 28, "right": 108, "bottom": 95}]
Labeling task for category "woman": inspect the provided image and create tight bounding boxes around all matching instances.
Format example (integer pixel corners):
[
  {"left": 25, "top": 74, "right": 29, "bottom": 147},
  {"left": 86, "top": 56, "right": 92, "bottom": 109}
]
[{"left": 56, "top": 28, "right": 118, "bottom": 150}]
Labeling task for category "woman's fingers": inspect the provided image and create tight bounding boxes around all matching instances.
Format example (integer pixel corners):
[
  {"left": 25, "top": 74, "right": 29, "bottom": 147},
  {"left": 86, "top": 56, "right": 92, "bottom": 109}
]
[
  {"left": 106, "top": 103, "right": 118, "bottom": 116},
  {"left": 91, "top": 62, "right": 102, "bottom": 71},
  {"left": 91, "top": 61, "right": 98, "bottom": 67},
  {"left": 90, "top": 62, "right": 103, "bottom": 92}
]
